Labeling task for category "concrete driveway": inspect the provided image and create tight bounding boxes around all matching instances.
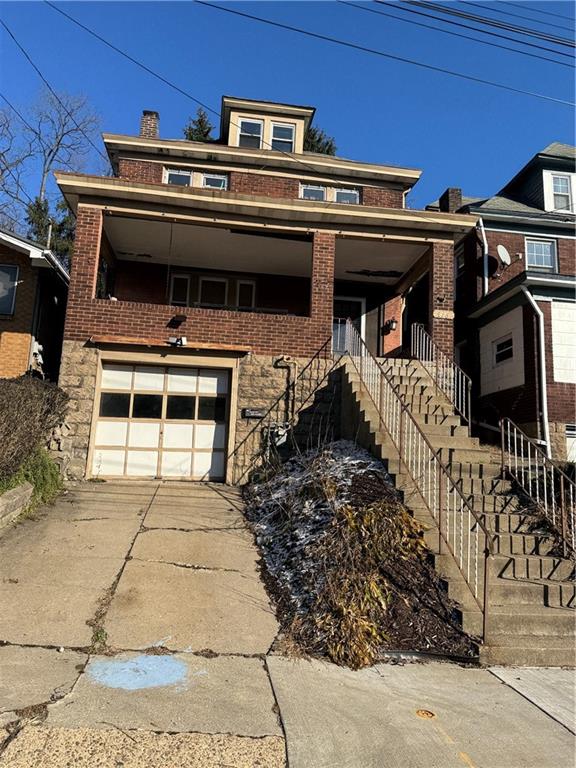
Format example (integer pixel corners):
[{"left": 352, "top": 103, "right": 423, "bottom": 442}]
[{"left": 0, "top": 482, "right": 574, "bottom": 767}]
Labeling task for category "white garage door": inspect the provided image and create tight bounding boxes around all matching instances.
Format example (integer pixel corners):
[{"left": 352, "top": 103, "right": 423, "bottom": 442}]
[{"left": 91, "top": 363, "right": 229, "bottom": 480}]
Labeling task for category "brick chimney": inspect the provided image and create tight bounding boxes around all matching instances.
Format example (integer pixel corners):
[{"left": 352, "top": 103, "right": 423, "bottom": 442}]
[
  {"left": 438, "top": 187, "right": 463, "bottom": 213},
  {"left": 140, "top": 110, "right": 159, "bottom": 138}
]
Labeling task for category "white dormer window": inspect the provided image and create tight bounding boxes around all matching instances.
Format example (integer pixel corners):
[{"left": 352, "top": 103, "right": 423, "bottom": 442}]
[
  {"left": 238, "top": 119, "right": 263, "bottom": 149},
  {"left": 543, "top": 170, "right": 575, "bottom": 213},
  {"left": 271, "top": 123, "right": 295, "bottom": 153}
]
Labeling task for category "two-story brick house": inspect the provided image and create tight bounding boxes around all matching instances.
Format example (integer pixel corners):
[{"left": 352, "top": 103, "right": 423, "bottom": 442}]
[
  {"left": 429, "top": 143, "right": 576, "bottom": 460},
  {"left": 0, "top": 227, "right": 69, "bottom": 381},
  {"left": 55, "top": 95, "right": 475, "bottom": 483}
]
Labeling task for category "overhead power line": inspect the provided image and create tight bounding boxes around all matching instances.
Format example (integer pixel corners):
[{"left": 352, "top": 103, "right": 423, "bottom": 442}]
[
  {"left": 339, "top": 1, "right": 571, "bottom": 67},
  {"left": 458, "top": 1, "right": 573, "bottom": 32},
  {"left": 193, "top": 1, "right": 574, "bottom": 107},
  {"left": 0, "top": 19, "right": 109, "bottom": 163},
  {"left": 406, "top": 1, "right": 576, "bottom": 47},
  {"left": 375, "top": 1, "right": 574, "bottom": 59},
  {"left": 497, "top": 1, "right": 576, "bottom": 24}
]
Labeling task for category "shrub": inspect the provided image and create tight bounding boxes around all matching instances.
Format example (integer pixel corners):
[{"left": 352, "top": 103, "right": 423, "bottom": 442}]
[
  {"left": 0, "top": 447, "right": 63, "bottom": 510},
  {"left": 0, "top": 376, "right": 68, "bottom": 481}
]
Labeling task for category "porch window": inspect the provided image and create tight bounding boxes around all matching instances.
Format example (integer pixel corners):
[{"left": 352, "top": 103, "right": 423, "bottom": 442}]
[
  {"left": 237, "top": 280, "right": 256, "bottom": 308},
  {"left": 170, "top": 274, "right": 190, "bottom": 306},
  {"left": 0, "top": 265, "right": 18, "bottom": 315},
  {"left": 335, "top": 188, "right": 360, "bottom": 205},
  {"left": 271, "top": 123, "right": 295, "bottom": 153},
  {"left": 202, "top": 173, "right": 228, "bottom": 190},
  {"left": 525, "top": 238, "right": 557, "bottom": 271},
  {"left": 552, "top": 174, "right": 572, "bottom": 213},
  {"left": 199, "top": 277, "right": 228, "bottom": 306},
  {"left": 493, "top": 334, "right": 513, "bottom": 366},
  {"left": 166, "top": 168, "right": 192, "bottom": 186},
  {"left": 301, "top": 184, "right": 326, "bottom": 202},
  {"left": 238, "top": 119, "right": 263, "bottom": 149}
]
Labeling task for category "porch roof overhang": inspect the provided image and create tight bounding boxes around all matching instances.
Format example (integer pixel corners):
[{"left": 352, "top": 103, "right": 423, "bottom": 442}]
[
  {"left": 56, "top": 172, "right": 477, "bottom": 240},
  {"left": 102, "top": 134, "right": 422, "bottom": 188},
  {"left": 469, "top": 271, "right": 576, "bottom": 319},
  {"left": 0, "top": 227, "right": 69, "bottom": 284}
]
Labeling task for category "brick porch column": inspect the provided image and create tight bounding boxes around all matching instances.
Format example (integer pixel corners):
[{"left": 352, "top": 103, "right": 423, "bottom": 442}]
[
  {"left": 64, "top": 205, "right": 103, "bottom": 339},
  {"left": 310, "top": 231, "right": 335, "bottom": 345},
  {"left": 428, "top": 240, "right": 455, "bottom": 356}
]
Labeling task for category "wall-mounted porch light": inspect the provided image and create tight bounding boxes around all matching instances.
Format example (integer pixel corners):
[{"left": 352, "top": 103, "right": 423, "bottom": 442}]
[{"left": 382, "top": 318, "right": 398, "bottom": 334}]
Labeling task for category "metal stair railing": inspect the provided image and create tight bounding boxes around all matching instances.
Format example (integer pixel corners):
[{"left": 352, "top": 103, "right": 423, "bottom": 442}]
[
  {"left": 344, "top": 320, "right": 494, "bottom": 639},
  {"left": 501, "top": 418, "right": 575, "bottom": 555},
  {"left": 411, "top": 323, "right": 472, "bottom": 430}
]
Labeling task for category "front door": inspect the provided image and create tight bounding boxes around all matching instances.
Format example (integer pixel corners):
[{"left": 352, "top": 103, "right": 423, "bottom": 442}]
[{"left": 333, "top": 297, "right": 365, "bottom": 352}]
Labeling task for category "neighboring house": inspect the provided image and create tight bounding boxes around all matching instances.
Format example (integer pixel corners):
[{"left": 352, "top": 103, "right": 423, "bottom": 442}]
[
  {"left": 0, "top": 228, "right": 69, "bottom": 381},
  {"left": 428, "top": 143, "right": 576, "bottom": 461},
  {"left": 55, "top": 95, "right": 475, "bottom": 483}
]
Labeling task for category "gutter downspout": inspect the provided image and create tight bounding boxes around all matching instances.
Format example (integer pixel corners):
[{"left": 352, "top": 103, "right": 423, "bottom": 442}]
[
  {"left": 478, "top": 217, "right": 489, "bottom": 297},
  {"left": 521, "top": 287, "right": 551, "bottom": 457}
]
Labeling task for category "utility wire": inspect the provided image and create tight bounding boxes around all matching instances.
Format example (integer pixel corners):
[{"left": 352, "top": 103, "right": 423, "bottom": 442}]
[
  {"left": 458, "top": 0, "right": 573, "bottom": 32},
  {"left": 406, "top": 1, "right": 575, "bottom": 47},
  {"left": 497, "top": 1, "right": 576, "bottom": 24},
  {"left": 0, "top": 90, "right": 46, "bottom": 144},
  {"left": 375, "top": 1, "right": 574, "bottom": 59},
  {"left": 0, "top": 19, "right": 109, "bottom": 163},
  {"left": 195, "top": 1, "right": 574, "bottom": 106},
  {"left": 43, "top": 0, "right": 411, "bottom": 187},
  {"left": 339, "top": 1, "right": 571, "bottom": 67}
]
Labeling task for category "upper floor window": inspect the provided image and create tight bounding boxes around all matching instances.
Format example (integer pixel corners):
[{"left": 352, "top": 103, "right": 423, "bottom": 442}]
[
  {"left": 493, "top": 334, "right": 513, "bottom": 366},
  {"left": 166, "top": 168, "right": 192, "bottom": 186},
  {"left": 335, "top": 188, "right": 360, "bottom": 205},
  {"left": 237, "top": 280, "right": 256, "bottom": 308},
  {"left": 199, "top": 277, "right": 228, "bottom": 306},
  {"left": 271, "top": 123, "right": 295, "bottom": 153},
  {"left": 0, "top": 264, "right": 18, "bottom": 315},
  {"left": 238, "top": 119, "right": 263, "bottom": 149},
  {"left": 170, "top": 274, "right": 190, "bottom": 306},
  {"left": 552, "top": 174, "right": 572, "bottom": 213},
  {"left": 525, "top": 238, "right": 557, "bottom": 271},
  {"left": 301, "top": 184, "right": 326, "bottom": 202},
  {"left": 202, "top": 173, "right": 228, "bottom": 191}
]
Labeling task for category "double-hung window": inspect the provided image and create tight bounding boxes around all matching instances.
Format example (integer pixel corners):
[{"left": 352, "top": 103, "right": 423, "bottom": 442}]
[
  {"left": 170, "top": 274, "right": 190, "bottom": 306},
  {"left": 525, "top": 238, "right": 557, "bottom": 271},
  {"left": 335, "top": 188, "right": 360, "bottom": 205},
  {"left": 552, "top": 174, "right": 572, "bottom": 213},
  {"left": 271, "top": 123, "right": 295, "bottom": 153},
  {"left": 0, "top": 265, "right": 18, "bottom": 315},
  {"left": 238, "top": 119, "right": 263, "bottom": 149},
  {"left": 202, "top": 173, "right": 228, "bottom": 191},
  {"left": 493, "top": 335, "right": 513, "bottom": 366},
  {"left": 166, "top": 168, "right": 192, "bottom": 186},
  {"left": 237, "top": 280, "right": 256, "bottom": 308},
  {"left": 301, "top": 184, "right": 326, "bottom": 202},
  {"left": 199, "top": 277, "right": 228, "bottom": 307}
]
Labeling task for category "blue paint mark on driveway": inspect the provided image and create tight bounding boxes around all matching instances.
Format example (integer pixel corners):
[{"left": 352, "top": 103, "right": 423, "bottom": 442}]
[{"left": 88, "top": 655, "right": 188, "bottom": 691}]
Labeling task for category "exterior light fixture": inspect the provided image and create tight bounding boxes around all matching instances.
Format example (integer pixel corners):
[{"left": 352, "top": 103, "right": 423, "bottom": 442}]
[{"left": 382, "top": 318, "right": 398, "bottom": 334}]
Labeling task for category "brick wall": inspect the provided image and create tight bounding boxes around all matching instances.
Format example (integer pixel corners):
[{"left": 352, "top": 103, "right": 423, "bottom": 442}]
[
  {"left": 63, "top": 209, "right": 335, "bottom": 358},
  {"left": 0, "top": 245, "right": 37, "bottom": 378},
  {"left": 382, "top": 295, "right": 402, "bottom": 355},
  {"left": 362, "top": 186, "right": 403, "bottom": 208},
  {"left": 118, "top": 158, "right": 163, "bottom": 184},
  {"left": 428, "top": 241, "right": 455, "bottom": 355},
  {"left": 229, "top": 171, "right": 300, "bottom": 199}
]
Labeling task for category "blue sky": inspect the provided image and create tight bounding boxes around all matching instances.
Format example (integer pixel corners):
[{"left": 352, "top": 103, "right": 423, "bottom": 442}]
[{"left": 1, "top": 1, "right": 574, "bottom": 208}]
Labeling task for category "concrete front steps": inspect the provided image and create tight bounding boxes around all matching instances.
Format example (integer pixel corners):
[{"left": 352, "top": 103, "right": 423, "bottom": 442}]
[{"left": 340, "top": 358, "right": 576, "bottom": 667}]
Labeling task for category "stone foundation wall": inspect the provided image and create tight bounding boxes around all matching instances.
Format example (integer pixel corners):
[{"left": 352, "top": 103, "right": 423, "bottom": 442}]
[{"left": 0, "top": 482, "right": 33, "bottom": 532}]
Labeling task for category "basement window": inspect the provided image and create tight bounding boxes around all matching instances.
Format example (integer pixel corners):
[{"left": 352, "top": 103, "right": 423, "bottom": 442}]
[
  {"left": 166, "top": 168, "right": 192, "bottom": 186},
  {"left": 202, "top": 173, "right": 228, "bottom": 190},
  {"left": 238, "top": 119, "right": 263, "bottom": 149},
  {"left": 0, "top": 264, "right": 18, "bottom": 315},
  {"left": 271, "top": 123, "right": 295, "bottom": 153},
  {"left": 493, "top": 334, "right": 513, "bottom": 366},
  {"left": 301, "top": 184, "right": 326, "bottom": 202}
]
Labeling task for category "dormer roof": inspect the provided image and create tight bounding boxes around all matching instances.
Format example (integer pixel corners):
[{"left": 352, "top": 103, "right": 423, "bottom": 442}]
[{"left": 219, "top": 95, "right": 316, "bottom": 143}]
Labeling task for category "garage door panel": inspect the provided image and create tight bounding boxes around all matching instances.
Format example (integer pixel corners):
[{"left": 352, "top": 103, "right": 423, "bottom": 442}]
[
  {"left": 128, "top": 422, "right": 161, "bottom": 448},
  {"left": 198, "top": 369, "right": 229, "bottom": 395},
  {"left": 95, "top": 421, "right": 128, "bottom": 447},
  {"left": 134, "top": 366, "right": 164, "bottom": 391},
  {"left": 195, "top": 424, "right": 226, "bottom": 450},
  {"left": 101, "top": 364, "right": 133, "bottom": 390},
  {"left": 195, "top": 452, "right": 225, "bottom": 481},
  {"left": 161, "top": 452, "right": 193, "bottom": 477},
  {"left": 126, "top": 450, "right": 158, "bottom": 477},
  {"left": 167, "top": 367, "right": 198, "bottom": 393},
  {"left": 93, "top": 449, "right": 125, "bottom": 476},
  {"left": 163, "top": 423, "right": 194, "bottom": 449}
]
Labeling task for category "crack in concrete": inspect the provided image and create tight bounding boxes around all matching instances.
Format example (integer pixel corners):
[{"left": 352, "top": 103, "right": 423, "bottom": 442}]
[
  {"left": 129, "top": 557, "right": 241, "bottom": 574},
  {"left": 141, "top": 525, "right": 245, "bottom": 533}
]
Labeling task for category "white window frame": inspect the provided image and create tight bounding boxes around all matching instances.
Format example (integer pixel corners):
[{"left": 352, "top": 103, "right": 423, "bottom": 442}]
[
  {"left": 300, "top": 183, "right": 327, "bottom": 202},
  {"left": 525, "top": 237, "right": 558, "bottom": 272},
  {"left": 202, "top": 173, "right": 228, "bottom": 191},
  {"left": 551, "top": 173, "right": 573, "bottom": 213},
  {"left": 198, "top": 277, "right": 228, "bottom": 306},
  {"left": 334, "top": 188, "right": 360, "bottom": 205},
  {"left": 492, "top": 333, "right": 514, "bottom": 367},
  {"left": 169, "top": 273, "right": 191, "bottom": 307},
  {"left": 238, "top": 118, "right": 263, "bottom": 150},
  {"left": 543, "top": 170, "right": 575, "bottom": 213},
  {"left": 236, "top": 279, "right": 256, "bottom": 308},
  {"left": 271, "top": 122, "right": 295, "bottom": 153},
  {"left": 0, "top": 264, "right": 19, "bottom": 316},
  {"left": 164, "top": 167, "right": 193, "bottom": 186}
]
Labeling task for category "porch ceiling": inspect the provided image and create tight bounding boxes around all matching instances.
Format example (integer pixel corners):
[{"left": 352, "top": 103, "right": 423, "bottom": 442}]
[{"left": 336, "top": 238, "right": 427, "bottom": 284}]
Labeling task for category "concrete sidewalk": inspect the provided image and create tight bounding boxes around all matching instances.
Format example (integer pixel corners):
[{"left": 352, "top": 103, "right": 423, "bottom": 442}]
[{"left": 0, "top": 482, "right": 574, "bottom": 767}]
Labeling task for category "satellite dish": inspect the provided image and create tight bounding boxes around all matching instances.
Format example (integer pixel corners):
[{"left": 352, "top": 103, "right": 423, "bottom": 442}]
[{"left": 497, "top": 244, "right": 511, "bottom": 266}]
